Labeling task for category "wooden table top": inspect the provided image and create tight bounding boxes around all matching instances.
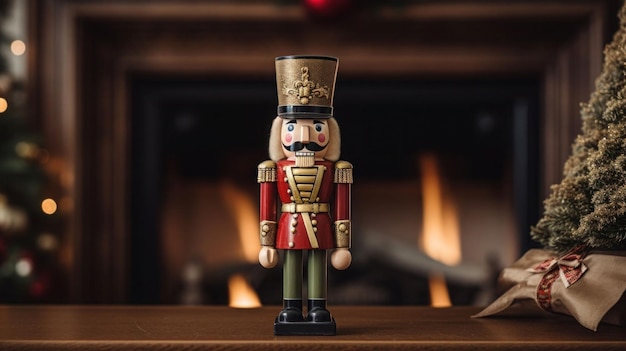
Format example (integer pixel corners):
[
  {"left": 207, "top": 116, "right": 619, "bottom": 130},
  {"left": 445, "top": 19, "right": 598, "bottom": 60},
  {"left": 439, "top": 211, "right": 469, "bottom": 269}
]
[{"left": 0, "top": 305, "right": 624, "bottom": 350}]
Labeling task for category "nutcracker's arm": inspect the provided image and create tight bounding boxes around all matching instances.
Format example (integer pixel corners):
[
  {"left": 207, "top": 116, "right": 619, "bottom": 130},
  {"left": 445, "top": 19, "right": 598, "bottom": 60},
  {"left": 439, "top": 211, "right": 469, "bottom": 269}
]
[
  {"left": 257, "top": 160, "right": 278, "bottom": 268},
  {"left": 332, "top": 160, "right": 353, "bottom": 270}
]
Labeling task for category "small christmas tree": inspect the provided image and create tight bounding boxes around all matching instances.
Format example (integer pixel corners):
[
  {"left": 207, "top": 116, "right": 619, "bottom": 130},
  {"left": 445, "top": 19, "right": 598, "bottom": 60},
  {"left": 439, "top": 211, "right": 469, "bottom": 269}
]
[
  {"left": 474, "top": 3, "right": 626, "bottom": 330},
  {"left": 531, "top": 3, "right": 626, "bottom": 254},
  {"left": 0, "top": 0, "right": 62, "bottom": 302}
]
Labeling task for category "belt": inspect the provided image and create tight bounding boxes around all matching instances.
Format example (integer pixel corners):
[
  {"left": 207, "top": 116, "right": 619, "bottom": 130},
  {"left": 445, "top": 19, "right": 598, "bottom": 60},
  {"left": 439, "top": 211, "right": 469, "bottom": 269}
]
[{"left": 281, "top": 203, "right": 330, "bottom": 214}]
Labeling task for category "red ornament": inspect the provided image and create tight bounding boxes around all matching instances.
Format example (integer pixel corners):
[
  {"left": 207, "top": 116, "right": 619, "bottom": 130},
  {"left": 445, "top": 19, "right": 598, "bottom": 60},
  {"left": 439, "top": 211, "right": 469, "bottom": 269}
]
[{"left": 303, "top": 0, "right": 354, "bottom": 19}]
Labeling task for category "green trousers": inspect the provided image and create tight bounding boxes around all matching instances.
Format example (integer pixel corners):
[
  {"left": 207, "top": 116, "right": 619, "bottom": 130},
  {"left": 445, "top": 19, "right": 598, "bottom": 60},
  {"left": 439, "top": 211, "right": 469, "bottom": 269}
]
[{"left": 283, "top": 249, "right": 327, "bottom": 300}]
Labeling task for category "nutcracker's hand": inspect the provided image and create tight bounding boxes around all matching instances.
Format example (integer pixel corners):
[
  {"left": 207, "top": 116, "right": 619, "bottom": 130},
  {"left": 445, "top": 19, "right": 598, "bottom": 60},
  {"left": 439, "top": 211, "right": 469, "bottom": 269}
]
[
  {"left": 331, "top": 248, "right": 352, "bottom": 270},
  {"left": 258, "top": 246, "right": 278, "bottom": 268}
]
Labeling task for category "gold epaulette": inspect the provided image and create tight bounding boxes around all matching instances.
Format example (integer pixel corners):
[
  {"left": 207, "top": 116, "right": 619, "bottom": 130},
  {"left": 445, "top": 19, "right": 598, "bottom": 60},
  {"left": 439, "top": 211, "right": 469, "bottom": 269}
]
[
  {"left": 334, "top": 160, "right": 353, "bottom": 184},
  {"left": 257, "top": 160, "right": 277, "bottom": 183}
]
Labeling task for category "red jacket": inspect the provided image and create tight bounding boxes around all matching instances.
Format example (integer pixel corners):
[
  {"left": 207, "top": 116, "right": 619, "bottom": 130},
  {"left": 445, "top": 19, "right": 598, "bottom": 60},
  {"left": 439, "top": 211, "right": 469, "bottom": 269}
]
[{"left": 259, "top": 159, "right": 351, "bottom": 250}]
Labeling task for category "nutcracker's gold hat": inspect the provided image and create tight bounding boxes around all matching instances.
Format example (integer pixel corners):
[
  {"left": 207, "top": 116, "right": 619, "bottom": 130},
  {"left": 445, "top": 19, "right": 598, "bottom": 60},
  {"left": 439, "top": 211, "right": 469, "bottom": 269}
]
[{"left": 275, "top": 55, "right": 338, "bottom": 118}]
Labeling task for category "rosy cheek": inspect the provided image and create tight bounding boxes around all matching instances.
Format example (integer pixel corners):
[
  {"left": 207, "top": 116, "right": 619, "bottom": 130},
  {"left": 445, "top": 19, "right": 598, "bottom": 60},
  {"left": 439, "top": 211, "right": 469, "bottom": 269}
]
[
  {"left": 318, "top": 134, "right": 326, "bottom": 143},
  {"left": 285, "top": 134, "right": 293, "bottom": 143}
]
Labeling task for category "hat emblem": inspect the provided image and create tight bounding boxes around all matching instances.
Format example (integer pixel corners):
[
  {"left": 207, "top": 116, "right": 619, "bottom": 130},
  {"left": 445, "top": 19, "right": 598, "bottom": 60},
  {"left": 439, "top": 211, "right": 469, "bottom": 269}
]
[{"left": 282, "top": 67, "right": 330, "bottom": 105}]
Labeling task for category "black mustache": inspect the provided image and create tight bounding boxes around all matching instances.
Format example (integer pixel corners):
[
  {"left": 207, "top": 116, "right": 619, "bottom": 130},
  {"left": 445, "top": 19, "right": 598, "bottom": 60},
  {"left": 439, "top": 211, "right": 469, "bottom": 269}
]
[{"left": 283, "top": 141, "right": 326, "bottom": 152}]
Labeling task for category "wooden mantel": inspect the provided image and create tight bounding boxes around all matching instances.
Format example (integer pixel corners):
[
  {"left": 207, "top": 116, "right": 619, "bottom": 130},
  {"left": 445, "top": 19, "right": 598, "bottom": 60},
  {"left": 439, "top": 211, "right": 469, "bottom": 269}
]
[
  {"left": 0, "top": 306, "right": 624, "bottom": 350},
  {"left": 29, "top": 0, "right": 622, "bottom": 303}
]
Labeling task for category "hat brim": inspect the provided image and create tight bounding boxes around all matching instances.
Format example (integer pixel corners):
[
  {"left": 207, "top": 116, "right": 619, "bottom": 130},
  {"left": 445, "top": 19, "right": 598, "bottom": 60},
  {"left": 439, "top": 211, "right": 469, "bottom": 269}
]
[{"left": 277, "top": 105, "right": 333, "bottom": 118}]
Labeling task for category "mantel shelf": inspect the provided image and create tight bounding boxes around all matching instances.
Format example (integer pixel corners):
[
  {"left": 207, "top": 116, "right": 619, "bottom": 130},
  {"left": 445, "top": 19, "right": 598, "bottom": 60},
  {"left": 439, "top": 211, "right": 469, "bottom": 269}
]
[{"left": 0, "top": 305, "right": 624, "bottom": 350}]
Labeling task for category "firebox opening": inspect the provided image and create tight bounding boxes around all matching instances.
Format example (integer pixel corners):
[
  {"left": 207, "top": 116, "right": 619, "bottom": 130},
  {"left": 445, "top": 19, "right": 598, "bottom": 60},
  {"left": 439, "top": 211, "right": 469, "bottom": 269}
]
[{"left": 130, "top": 75, "right": 540, "bottom": 305}]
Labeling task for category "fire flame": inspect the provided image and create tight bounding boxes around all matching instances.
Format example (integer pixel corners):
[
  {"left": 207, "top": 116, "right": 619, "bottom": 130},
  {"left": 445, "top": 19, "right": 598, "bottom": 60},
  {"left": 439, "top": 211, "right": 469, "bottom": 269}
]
[
  {"left": 228, "top": 273, "right": 262, "bottom": 308},
  {"left": 220, "top": 181, "right": 263, "bottom": 308},
  {"left": 219, "top": 181, "right": 259, "bottom": 263},
  {"left": 427, "top": 272, "right": 451, "bottom": 308},
  {"left": 419, "top": 153, "right": 462, "bottom": 307}
]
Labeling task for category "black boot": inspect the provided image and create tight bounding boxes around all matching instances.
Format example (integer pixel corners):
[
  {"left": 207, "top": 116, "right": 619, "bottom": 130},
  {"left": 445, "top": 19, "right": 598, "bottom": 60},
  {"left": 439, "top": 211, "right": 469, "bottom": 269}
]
[
  {"left": 277, "top": 299, "right": 304, "bottom": 323},
  {"left": 306, "top": 299, "right": 332, "bottom": 322}
]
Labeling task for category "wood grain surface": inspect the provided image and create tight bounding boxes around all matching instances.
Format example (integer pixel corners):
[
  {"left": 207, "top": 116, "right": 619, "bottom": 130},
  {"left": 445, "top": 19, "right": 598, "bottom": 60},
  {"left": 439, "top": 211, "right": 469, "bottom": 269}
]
[{"left": 0, "top": 305, "right": 624, "bottom": 350}]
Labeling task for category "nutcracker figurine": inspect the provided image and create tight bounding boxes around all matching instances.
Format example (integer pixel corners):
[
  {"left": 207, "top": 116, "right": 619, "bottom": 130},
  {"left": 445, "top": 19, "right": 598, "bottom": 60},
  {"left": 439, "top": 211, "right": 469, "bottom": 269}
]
[{"left": 257, "top": 55, "right": 353, "bottom": 336}]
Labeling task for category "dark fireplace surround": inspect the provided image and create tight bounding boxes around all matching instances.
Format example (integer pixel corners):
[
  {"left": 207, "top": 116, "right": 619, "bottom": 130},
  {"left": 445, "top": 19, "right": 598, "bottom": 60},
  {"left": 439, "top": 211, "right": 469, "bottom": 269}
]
[
  {"left": 32, "top": 0, "right": 619, "bottom": 303},
  {"left": 130, "top": 76, "right": 536, "bottom": 305}
]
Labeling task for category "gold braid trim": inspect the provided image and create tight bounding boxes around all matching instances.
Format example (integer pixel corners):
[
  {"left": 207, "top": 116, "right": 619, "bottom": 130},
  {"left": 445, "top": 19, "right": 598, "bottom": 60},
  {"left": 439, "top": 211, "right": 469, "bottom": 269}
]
[
  {"left": 259, "top": 220, "right": 277, "bottom": 246},
  {"left": 334, "top": 220, "right": 351, "bottom": 248},
  {"left": 257, "top": 160, "right": 277, "bottom": 183},
  {"left": 334, "top": 160, "right": 353, "bottom": 184}
]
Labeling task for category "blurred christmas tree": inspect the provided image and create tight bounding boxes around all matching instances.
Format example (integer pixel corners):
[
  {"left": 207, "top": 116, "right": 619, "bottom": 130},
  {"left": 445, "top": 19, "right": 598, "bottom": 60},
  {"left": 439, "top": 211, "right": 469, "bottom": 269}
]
[
  {"left": 531, "top": 3, "right": 626, "bottom": 254},
  {"left": 0, "top": 0, "right": 62, "bottom": 302}
]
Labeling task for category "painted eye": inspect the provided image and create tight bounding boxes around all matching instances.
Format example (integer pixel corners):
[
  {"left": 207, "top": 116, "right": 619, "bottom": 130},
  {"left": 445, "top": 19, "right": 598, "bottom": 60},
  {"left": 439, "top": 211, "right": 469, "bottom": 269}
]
[
  {"left": 315, "top": 124, "right": 323, "bottom": 132},
  {"left": 287, "top": 124, "right": 294, "bottom": 132}
]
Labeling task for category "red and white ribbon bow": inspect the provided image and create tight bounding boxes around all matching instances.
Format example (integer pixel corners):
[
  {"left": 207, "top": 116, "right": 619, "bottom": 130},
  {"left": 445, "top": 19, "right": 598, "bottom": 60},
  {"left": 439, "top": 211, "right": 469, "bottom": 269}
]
[{"left": 527, "top": 244, "right": 589, "bottom": 288}]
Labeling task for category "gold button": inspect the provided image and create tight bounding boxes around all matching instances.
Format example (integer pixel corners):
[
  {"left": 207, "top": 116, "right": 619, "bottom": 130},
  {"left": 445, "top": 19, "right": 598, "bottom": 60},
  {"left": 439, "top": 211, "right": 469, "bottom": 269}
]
[
  {"left": 338, "top": 224, "right": 347, "bottom": 232},
  {"left": 289, "top": 242, "right": 295, "bottom": 248}
]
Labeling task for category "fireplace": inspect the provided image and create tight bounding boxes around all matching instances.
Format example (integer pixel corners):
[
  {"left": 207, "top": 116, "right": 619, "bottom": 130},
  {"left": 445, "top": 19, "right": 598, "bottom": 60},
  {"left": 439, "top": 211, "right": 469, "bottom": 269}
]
[
  {"left": 31, "top": 0, "right": 620, "bottom": 303},
  {"left": 127, "top": 74, "right": 539, "bottom": 305}
]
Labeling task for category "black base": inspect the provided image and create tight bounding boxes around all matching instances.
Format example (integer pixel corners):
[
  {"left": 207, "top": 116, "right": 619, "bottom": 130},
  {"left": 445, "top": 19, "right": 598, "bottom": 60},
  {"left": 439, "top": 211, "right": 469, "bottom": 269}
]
[{"left": 274, "top": 317, "right": 337, "bottom": 336}]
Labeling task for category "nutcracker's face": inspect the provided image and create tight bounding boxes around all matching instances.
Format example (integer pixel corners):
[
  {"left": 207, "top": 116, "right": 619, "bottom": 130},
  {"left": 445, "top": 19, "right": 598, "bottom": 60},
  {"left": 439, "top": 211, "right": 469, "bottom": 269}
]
[{"left": 281, "top": 118, "right": 330, "bottom": 160}]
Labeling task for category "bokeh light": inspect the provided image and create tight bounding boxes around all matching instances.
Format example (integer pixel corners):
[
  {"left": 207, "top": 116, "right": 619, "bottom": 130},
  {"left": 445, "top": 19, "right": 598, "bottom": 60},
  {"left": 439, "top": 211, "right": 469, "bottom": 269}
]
[
  {"left": 15, "top": 259, "right": 32, "bottom": 277},
  {"left": 0, "top": 97, "right": 7, "bottom": 113},
  {"left": 10, "top": 40, "right": 26, "bottom": 56},
  {"left": 41, "top": 198, "right": 58, "bottom": 215}
]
